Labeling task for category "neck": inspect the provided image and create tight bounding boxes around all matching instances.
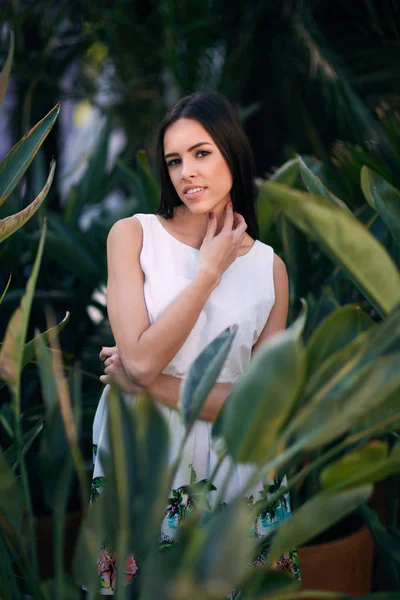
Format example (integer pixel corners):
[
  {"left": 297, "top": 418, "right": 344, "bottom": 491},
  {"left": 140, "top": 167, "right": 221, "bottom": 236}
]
[{"left": 174, "top": 200, "right": 228, "bottom": 242}]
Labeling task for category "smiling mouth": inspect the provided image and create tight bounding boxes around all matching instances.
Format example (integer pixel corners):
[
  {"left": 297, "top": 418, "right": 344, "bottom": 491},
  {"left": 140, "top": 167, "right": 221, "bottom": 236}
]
[{"left": 184, "top": 187, "right": 206, "bottom": 196}]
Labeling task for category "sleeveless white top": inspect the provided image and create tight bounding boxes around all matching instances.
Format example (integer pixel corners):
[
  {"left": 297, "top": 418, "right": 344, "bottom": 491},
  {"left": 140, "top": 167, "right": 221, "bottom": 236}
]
[
  {"left": 136, "top": 213, "right": 275, "bottom": 383},
  {"left": 93, "top": 212, "right": 276, "bottom": 520}
]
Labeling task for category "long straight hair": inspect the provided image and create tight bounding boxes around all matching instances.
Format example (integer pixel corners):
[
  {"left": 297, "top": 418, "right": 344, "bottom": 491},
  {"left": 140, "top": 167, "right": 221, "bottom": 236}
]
[{"left": 156, "top": 91, "right": 259, "bottom": 239}]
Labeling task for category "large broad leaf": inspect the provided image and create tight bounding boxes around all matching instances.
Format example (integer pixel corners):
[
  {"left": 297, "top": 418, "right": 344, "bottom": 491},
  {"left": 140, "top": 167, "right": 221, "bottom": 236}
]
[
  {"left": 361, "top": 166, "right": 400, "bottom": 246},
  {"left": 298, "top": 155, "right": 351, "bottom": 212},
  {"left": 321, "top": 441, "right": 400, "bottom": 492},
  {"left": 267, "top": 485, "right": 372, "bottom": 565},
  {"left": 269, "top": 158, "right": 299, "bottom": 186},
  {"left": 259, "top": 180, "right": 400, "bottom": 315},
  {"left": 221, "top": 307, "right": 307, "bottom": 463},
  {"left": 0, "top": 221, "right": 47, "bottom": 399},
  {"left": 0, "top": 31, "right": 14, "bottom": 111},
  {"left": 0, "top": 446, "right": 25, "bottom": 537},
  {"left": 306, "top": 305, "right": 373, "bottom": 375},
  {"left": 295, "top": 352, "right": 400, "bottom": 451},
  {"left": 178, "top": 325, "right": 237, "bottom": 431},
  {"left": 100, "top": 390, "right": 169, "bottom": 563},
  {"left": 0, "top": 159, "right": 55, "bottom": 242},
  {"left": 0, "top": 104, "right": 59, "bottom": 206}
]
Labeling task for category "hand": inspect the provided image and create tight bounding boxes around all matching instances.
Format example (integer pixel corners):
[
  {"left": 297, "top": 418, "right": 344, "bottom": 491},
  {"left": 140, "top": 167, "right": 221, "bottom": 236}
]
[
  {"left": 198, "top": 201, "right": 247, "bottom": 283},
  {"left": 99, "top": 346, "right": 145, "bottom": 393}
]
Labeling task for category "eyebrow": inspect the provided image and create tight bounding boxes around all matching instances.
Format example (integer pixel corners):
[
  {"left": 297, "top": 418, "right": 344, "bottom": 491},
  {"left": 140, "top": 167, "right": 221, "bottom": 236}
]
[{"left": 164, "top": 141, "right": 213, "bottom": 159}]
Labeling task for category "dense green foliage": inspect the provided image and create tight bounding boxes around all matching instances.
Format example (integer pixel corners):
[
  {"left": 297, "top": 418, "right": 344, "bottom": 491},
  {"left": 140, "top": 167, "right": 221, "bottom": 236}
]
[{"left": 1, "top": 1, "right": 400, "bottom": 596}]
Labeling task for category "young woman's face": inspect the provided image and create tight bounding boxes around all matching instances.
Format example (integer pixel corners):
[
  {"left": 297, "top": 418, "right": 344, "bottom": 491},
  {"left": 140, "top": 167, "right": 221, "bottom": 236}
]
[{"left": 163, "top": 118, "right": 233, "bottom": 215}]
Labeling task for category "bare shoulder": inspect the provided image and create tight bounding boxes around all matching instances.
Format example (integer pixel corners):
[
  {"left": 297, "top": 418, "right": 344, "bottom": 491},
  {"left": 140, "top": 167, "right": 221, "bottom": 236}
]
[
  {"left": 107, "top": 216, "right": 143, "bottom": 251},
  {"left": 273, "top": 252, "right": 287, "bottom": 277}
]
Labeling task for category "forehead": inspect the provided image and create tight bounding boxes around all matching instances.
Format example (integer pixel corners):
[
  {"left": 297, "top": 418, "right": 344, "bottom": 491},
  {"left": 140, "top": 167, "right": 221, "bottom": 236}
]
[{"left": 163, "top": 118, "right": 214, "bottom": 152}]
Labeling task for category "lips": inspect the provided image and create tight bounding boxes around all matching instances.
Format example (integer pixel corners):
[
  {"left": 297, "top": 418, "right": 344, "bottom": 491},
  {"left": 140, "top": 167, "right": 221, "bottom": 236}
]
[{"left": 183, "top": 186, "right": 207, "bottom": 198}]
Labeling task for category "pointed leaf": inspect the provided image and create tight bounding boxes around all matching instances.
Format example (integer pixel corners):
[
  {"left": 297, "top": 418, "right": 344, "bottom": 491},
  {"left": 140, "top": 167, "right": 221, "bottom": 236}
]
[
  {"left": 222, "top": 306, "right": 307, "bottom": 463},
  {"left": 0, "top": 104, "right": 59, "bottom": 206},
  {"left": 296, "top": 352, "right": 400, "bottom": 451},
  {"left": 298, "top": 155, "right": 351, "bottom": 212},
  {"left": 0, "top": 272, "right": 12, "bottom": 304},
  {"left": 0, "top": 31, "right": 14, "bottom": 111},
  {"left": 0, "top": 446, "right": 25, "bottom": 537},
  {"left": 136, "top": 150, "right": 161, "bottom": 212},
  {"left": 259, "top": 180, "right": 400, "bottom": 315},
  {"left": 307, "top": 305, "right": 373, "bottom": 374},
  {"left": 0, "top": 159, "right": 55, "bottom": 242},
  {"left": 321, "top": 441, "right": 400, "bottom": 492},
  {"left": 361, "top": 166, "right": 400, "bottom": 246},
  {"left": 269, "top": 158, "right": 299, "bottom": 186},
  {"left": 0, "top": 311, "right": 70, "bottom": 392},
  {"left": 178, "top": 325, "right": 237, "bottom": 430},
  {"left": 267, "top": 485, "right": 372, "bottom": 565},
  {"left": 0, "top": 221, "right": 47, "bottom": 398}
]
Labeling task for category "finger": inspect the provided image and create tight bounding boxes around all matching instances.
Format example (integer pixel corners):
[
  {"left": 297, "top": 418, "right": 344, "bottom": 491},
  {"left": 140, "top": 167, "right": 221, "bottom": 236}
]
[
  {"left": 204, "top": 210, "right": 217, "bottom": 240},
  {"left": 233, "top": 213, "right": 247, "bottom": 237},
  {"left": 100, "top": 375, "right": 108, "bottom": 384},
  {"left": 99, "top": 346, "right": 115, "bottom": 361},
  {"left": 223, "top": 201, "right": 234, "bottom": 231},
  {"left": 104, "top": 357, "right": 112, "bottom": 367}
]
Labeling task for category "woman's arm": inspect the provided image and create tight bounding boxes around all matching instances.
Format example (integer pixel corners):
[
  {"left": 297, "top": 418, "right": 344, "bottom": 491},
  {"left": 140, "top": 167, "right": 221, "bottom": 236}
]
[
  {"left": 101, "top": 254, "right": 288, "bottom": 421},
  {"left": 251, "top": 253, "right": 289, "bottom": 354},
  {"left": 149, "top": 374, "right": 233, "bottom": 422},
  {"left": 106, "top": 203, "right": 246, "bottom": 388},
  {"left": 99, "top": 347, "right": 232, "bottom": 422}
]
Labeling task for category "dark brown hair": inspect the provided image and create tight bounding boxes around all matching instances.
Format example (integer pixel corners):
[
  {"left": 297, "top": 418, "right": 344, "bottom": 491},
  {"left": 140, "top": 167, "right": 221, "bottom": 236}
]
[{"left": 156, "top": 91, "right": 259, "bottom": 239}]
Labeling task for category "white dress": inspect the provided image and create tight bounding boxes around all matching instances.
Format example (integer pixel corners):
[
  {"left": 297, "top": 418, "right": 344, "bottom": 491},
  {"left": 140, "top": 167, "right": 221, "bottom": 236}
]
[{"left": 91, "top": 213, "right": 299, "bottom": 593}]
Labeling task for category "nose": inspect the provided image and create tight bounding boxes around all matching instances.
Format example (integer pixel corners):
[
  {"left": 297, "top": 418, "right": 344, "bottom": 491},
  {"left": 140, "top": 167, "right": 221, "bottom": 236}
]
[{"left": 180, "top": 158, "right": 196, "bottom": 180}]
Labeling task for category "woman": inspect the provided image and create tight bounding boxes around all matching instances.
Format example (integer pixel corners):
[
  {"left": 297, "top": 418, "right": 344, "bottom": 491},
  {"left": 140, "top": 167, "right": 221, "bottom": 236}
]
[{"left": 92, "top": 91, "right": 297, "bottom": 593}]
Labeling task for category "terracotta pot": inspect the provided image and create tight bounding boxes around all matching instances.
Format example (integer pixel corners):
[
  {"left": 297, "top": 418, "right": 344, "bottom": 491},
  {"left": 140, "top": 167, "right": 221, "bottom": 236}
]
[{"left": 298, "top": 525, "right": 374, "bottom": 596}]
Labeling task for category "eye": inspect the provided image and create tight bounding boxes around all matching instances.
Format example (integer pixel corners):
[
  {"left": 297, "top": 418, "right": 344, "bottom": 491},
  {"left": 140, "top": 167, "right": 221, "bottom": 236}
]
[
  {"left": 166, "top": 158, "right": 180, "bottom": 168},
  {"left": 196, "top": 150, "right": 211, "bottom": 158}
]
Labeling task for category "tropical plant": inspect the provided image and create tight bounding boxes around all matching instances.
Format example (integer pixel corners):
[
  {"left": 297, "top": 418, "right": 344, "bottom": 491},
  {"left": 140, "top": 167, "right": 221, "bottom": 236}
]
[{"left": 258, "top": 150, "right": 400, "bottom": 589}]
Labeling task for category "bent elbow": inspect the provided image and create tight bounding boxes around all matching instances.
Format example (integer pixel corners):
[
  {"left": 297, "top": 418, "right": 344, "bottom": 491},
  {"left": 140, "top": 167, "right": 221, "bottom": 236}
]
[{"left": 125, "top": 360, "right": 158, "bottom": 389}]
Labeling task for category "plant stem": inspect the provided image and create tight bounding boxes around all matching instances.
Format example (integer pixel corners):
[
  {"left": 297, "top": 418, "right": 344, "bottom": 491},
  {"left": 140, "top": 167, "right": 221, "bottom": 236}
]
[{"left": 15, "top": 419, "right": 39, "bottom": 578}]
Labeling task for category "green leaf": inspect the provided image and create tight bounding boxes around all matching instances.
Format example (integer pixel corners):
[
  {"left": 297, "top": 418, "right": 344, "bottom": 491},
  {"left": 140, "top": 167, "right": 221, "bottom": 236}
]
[
  {"left": 321, "top": 441, "right": 388, "bottom": 488},
  {"left": 42, "top": 213, "right": 102, "bottom": 285},
  {"left": 269, "top": 158, "right": 299, "bottom": 186},
  {"left": 0, "top": 104, "right": 59, "bottom": 206},
  {"left": 222, "top": 306, "right": 307, "bottom": 463},
  {"left": 0, "top": 312, "right": 70, "bottom": 392},
  {"left": 0, "top": 221, "right": 47, "bottom": 399},
  {"left": 0, "top": 159, "right": 55, "bottom": 243},
  {"left": 101, "top": 389, "right": 169, "bottom": 561},
  {"left": 0, "top": 31, "right": 14, "bottom": 112},
  {"left": 259, "top": 180, "right": 400, "bottom": 315},
  {"left": 180, "top": 503, "right": 255, "bottom": 597},
  {"left": 0, "top": 446, "right": 25, "bottom": 537},
  {"left": 306, "top": 305, "right": 373, "bottom": 374},
  {"left": 136, "top": 150, "right": 161, "bottom": 212},
  {"left": 295, "top": 352, "right": 400, "bottom": 451},
  {"left": 322, "top": 441, "right": 400, "bottom": 492},
  {"left": 78, "top": 122, "right": 110, "bottom": 207},
  {"left": 298, "top": 155, "right": 351, "bottom": 212},
  {"left": 4, "top": 420, "right": 43, "bottom": 470},
  {"left": 267, "top": 485, "right": 372, "bottom": 565},
  {"left": 0, "top": 272, "right": 12, "bottom": 305},
  {"left": 361, "top": 166, "right": 400, "bottom": 247},
  {"left": 178, "top": 325, "right": 237, "bottom": 430}
]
